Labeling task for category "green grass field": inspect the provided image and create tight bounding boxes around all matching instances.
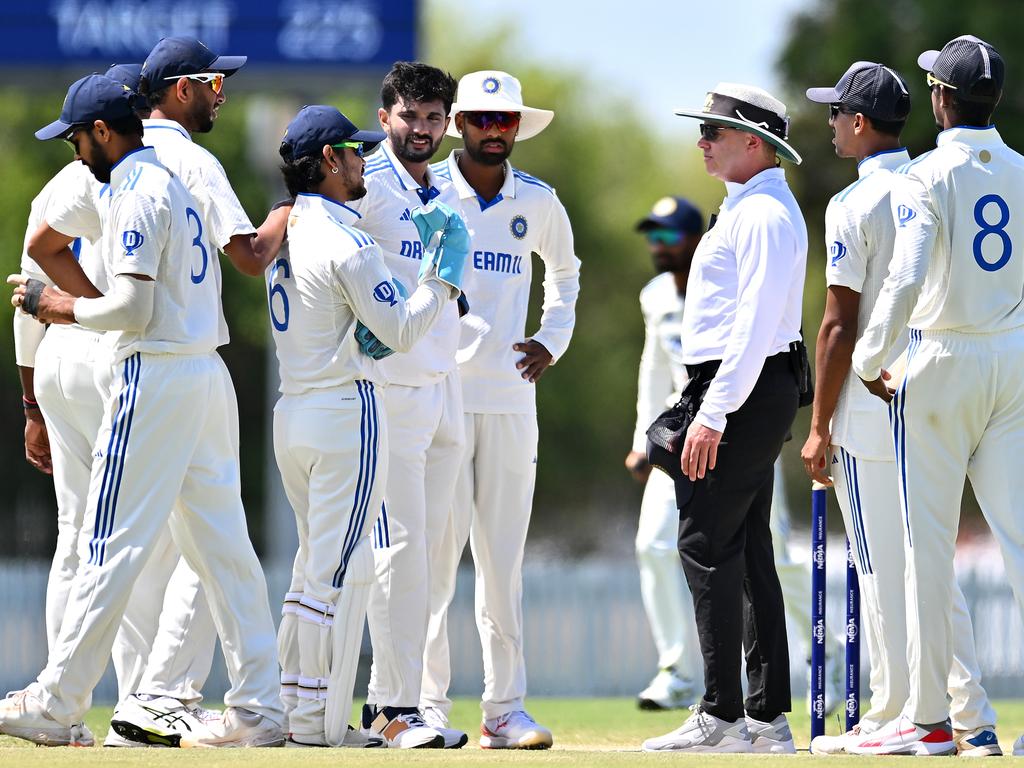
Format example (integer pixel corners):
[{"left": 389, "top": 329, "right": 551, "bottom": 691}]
[{"left": 2, "top": 698, "right": 1023, "bottom": 765}]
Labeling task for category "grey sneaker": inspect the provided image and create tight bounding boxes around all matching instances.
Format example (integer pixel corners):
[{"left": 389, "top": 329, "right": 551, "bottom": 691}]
[
  {"left": 642, "top": 705, "right": 752, "bottom": 753},
  {"left": 179, "top": 707, "right": 284, "bottom": 748},
  {"left": 637, "top": 668, "right": 699, "bottom": 710},
  {"left": 746, "top": 714, "right": 796, "bottom": 754}
]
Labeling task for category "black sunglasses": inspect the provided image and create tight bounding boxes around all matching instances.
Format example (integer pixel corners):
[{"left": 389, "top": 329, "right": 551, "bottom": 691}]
[
  {"left": 829, "top": 103, "right": 855, "bottom": 119},
  {"left": 698, "top": 123, "right": 734, "bottom": 142}
]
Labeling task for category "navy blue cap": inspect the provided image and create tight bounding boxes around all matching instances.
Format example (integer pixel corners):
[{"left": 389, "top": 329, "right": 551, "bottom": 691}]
[
  {"left": 806, "top": 61, "right": 911, "bottom": 121},
  {"left": 635, "top": 196, "right": 704, "bottom": 234},
  {"left": 140, "top": 37, "right": 246, "bottom": 94},
  {"left": 280, "top": 105, "right": 386, "bottom": 161},
  {"left": 105, "top": 63, "right": 149, "bottom": 110},
  {"left": 36, "top": 74, "right": 137, "bottom": 141}
]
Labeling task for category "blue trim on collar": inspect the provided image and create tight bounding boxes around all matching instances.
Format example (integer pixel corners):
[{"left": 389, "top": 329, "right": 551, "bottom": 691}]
[
  {"left": 110, "top": 145, "right": 152, "bottom": 173},
  {"left": 145, "top": 124, "right": 190, "bottom": 139},
  {"left": 477, "top": 192, "right": 503, "bottom": 211},
  {"left": 296, "top": 192, "right": 362, "bottom": 219},
  {"left": 857, "top": 147, "right": 908, "bottom": 168}
]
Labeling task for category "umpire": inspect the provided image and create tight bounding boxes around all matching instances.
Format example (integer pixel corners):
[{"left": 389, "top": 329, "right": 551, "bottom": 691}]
[{"left": 643, "top": 83, "right": 808, "bottom": 753}]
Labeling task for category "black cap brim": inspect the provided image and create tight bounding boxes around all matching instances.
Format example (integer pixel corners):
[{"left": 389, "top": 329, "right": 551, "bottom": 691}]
[
  {"left": 211, "top": 54, "right": 248, "bottom": 75},
  {"left": 351, "top": 129, "right": 387, "bottom": 153},
  {"left": 917, "top": 50, "right": 941, "bottom": 71},
  {"left": 805, "top": 86, "right": 840, "bottom": 104},
  {"left": 636, "top": 215, "right": 676, "bottom": 231},
  {"left": 35, "top": 119, "right": 74, "bottom": 141}
]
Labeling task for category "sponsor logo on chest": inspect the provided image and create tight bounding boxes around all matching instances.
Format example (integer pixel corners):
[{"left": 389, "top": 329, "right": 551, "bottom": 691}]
[{"left": 473, "top": 250, "right": 523, "bottom": 275}]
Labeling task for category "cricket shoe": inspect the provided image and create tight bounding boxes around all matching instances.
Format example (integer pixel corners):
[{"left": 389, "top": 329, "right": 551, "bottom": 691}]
[
  {"left": 1013, "top": 734, "right": 1024, "bottom": 756},
  {"left": 480, "top": 710, "right": 553, "bottom": 749},
  {"left": 421, "top": 705, "right": 468, "bottom": 748},
  {"left": 179, "top": 706, "right": 284, "bottom": 747},
  {"left": 954, "top": 726, "right": 1002, "bottom": 757},
  {"left": 110, "top": 694, "right": 220, "bottom": 747},
  {"left": 0, "top": 686, "right": 92, "bottom": 747},
  {"left": 361, "top": 704, "right": 443, "bottom": 748},
  {"left": 104, "top": 728, "right": 154, "bottom": 747},
  {"left": 642, "top": 704, "right": 752, "bottom": 753},
  {"left": 746, "top": 713, "right": 796, "bottom": 753},
  {"left": 846, "top": 714, "right": 955, "bottom": 756},
  {"left": 285, "top": 725, "right": 385, "bottom": 748},
  {"left": 809, "top": 722, "right": 866, "bottom": 754},
  {"left": 637, "top": 667, "right": 699, "bottom": 710}
]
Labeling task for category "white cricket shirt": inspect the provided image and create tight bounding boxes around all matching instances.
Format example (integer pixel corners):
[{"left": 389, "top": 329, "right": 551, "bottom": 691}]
[
  {"left": 682, "top": 167, "right": 807, "bottom": 432},
  {"left": 631, "top": 272, "right": 688, "bottom": 453},
  {"left": 346, "top": 140, "right": 461, "bottom": 387},
  {"left": 267, "top": 193, "right": 448, "bottom": 407},
  {"left": 826, "top": 148, "right": 910, "bottom": 460},
  {"left": 143, "top": 118, "right": 256, "bottom": 346},
  {"left": 98, "top": 147, "right": 221, "bottom": 362},
  {"left": 433, "top": 150, "right": 581, "bottom": 414},
  {"left": 854, "top": 126, "right": 1024, "bottom": 379}
]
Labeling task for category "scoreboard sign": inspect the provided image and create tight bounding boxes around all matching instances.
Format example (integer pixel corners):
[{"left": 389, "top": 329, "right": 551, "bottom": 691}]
[{"left": 2, "top": 0, "right": 416, "bottom": 67}]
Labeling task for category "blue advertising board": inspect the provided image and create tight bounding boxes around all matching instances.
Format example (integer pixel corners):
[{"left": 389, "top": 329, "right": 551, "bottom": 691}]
[{"left": 1, "top": 0, "right": 416, "bottom": 68}]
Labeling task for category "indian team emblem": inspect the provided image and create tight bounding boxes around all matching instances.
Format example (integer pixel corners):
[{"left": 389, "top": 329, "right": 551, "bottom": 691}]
[
  {"left": 652, "top": 197, "right": 677, "bottom": 217},
  {"left": 122, "top": 230, "right": 144, "bottom": 255},
  {"left": 483, "top": 77, "right": 500, "bottom": 94},
  {"left": 510, "top": 215, "right": 528, "bottom": 240}
]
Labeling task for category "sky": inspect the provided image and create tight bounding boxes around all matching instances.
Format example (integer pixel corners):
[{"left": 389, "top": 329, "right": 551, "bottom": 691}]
[{"left": 429, "top": 0, "right": 816, "bottom": 135}]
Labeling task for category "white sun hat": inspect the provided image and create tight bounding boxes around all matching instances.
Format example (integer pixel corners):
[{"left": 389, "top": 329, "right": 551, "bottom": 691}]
[
  {"left": 447, "top": 70, "right": 554, "bottom": 141},
  {"left": 674, "top": 82, "right": 801, "bottom": 164}
]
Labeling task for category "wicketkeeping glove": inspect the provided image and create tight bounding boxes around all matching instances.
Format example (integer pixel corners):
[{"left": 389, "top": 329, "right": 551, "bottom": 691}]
[{"left": 413, "top": 202, "right": 470, "bottom": 296}]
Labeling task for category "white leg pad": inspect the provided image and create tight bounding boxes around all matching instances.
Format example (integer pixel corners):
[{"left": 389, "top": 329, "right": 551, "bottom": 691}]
[
  {"left": 290, "top": 594, "right": 336, "bottom": 738},
  {"left": 278, "top": 592, "right": 302, "bottom": 720}
]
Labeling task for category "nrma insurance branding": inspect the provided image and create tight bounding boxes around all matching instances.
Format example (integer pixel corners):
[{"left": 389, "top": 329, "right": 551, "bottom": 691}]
[{"left": 10, "top": 1, "right": 414, "bottom": 67}]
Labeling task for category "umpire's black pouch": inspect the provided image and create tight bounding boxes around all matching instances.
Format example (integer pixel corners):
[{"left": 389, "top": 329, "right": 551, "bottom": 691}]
[{"left": 789, "top": 338, "right": 814, "bottom": 408}]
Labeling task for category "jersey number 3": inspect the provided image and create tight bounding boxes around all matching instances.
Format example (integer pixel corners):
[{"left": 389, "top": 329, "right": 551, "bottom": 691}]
[
  {"left": 268, "top": 257, "right": 291, "bottom": 332},
  {"left": 185, "top": 207, "right": 209, "bottom": 284},
  {"left": 973, "top": 194, "right": 1012, "bottom": 272}
]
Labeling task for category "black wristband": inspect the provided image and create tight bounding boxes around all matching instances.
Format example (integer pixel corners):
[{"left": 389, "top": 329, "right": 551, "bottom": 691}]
[{"left": 21, "top": 278, "right": 45, "bottom": 317}]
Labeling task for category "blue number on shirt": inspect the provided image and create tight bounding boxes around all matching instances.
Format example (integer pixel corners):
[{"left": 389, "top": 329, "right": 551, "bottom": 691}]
[
  {"left": 973, "top": 194, "right": 1012, "bottom": 272},
  {"left": 185, "top": 207, "right": 209, "bottom": 284},
  {"left": 268, "top": 257, "right": 291, "bottom": 332}
]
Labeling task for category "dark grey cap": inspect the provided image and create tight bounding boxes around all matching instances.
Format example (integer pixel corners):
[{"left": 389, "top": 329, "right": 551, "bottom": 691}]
[{"left": 806, "top": 61, "right": 910, "bottom": 121}]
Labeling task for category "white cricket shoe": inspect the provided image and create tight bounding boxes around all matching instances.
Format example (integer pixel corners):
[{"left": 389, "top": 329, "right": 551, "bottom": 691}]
[
  {"left": 421, "top": 705, "right": 468, "bottom": 748},
  {"left": 104, "top": 727, "right": 153, "bottom": 748},
  {"left": 809, "top": 723, "right": 865, "bottom": 754},
  {"left": 746, "top": 713, "right": 796, "bottom": 753},
  {"left": 642, "top": 704, "right": 752, "bottom": 753},
  {"left": 637, "top": 668, "right": 698, "bottom": 710},
  {"left": 0, "top": 686, "right": 91, "bottom": 747},
  {"left": 1012, "top": 734, "right": 1023, "bottom": 756},
  {"left": 286, "top": 725, "right": 385, "bottom": 748},
  {"left": 846, "top": 714, "right": 955, "bottom": 756},
  {"left": 361, "top": 704, "right": 444, "bottom": 748},
  {"left": 179, "top": 706, "right": 284, "bottom": 748},
  {"left": 480, "top": 710, "right": 553, "bottom": 750},
  {"left": 954, "top": 726, "right": 1002, "bottom": 757},
  {"left": 110, "top": 694, "right": 220, "bottom": 747}
]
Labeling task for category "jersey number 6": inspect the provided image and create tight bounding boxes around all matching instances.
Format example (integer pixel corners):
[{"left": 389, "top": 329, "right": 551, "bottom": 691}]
[
  {"left": 973, "top": 194, "right": 1012, "bottom": 272},
  {"left": 268, "top": 257, "right": 291, "bottom": 332}
]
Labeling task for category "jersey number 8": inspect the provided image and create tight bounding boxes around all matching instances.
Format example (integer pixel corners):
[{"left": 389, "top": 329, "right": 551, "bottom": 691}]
[{"left": 973, "top": 194, "right": 1012, "bottom": 272}]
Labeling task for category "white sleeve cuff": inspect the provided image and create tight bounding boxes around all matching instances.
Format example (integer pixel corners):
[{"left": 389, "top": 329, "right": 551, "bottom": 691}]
[
  {"left": 694, "top": 409, "right": 727, "bottom": 434},
  {"left": 73, "top": 274, "right": 154, "bottom": 332}
]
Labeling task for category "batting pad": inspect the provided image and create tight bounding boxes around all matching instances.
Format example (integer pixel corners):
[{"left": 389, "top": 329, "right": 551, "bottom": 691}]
[
  {"left": 325, "top": 538, "right": 374, "bottom": 747},
  {"left": 291, "top": 593, "right": 337, "bottom": 738},
  {"left": 278, "top": 591, "right": 303, "bottom": 720}
]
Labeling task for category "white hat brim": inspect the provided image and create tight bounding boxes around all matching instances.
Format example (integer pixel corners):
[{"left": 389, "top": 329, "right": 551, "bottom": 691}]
[
  {"left": 674, "top": 108, "right": 802, "bottom": 165},
  {"left": 447, "top": 102, "right": 554, "bottom": 141}
]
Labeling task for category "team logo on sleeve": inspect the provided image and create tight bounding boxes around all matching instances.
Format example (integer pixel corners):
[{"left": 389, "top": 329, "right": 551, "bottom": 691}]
[
  {"left": 121, "top": 230, "right": 144, "bottom": 256},
  {"left": 482, "top": 77, "right": 500, "bottom": 94},
  {"left": 829, "top": 240, "right": 847, "bottom": 266},
  {"left": 373, "top": 280, "right": 398, "bottom": 307},
  {"left": 510, "top": 215, "right": 528, "bottom": 239},
  {"left": 897, "top": 205, "right": 917, "bottom": 226}
]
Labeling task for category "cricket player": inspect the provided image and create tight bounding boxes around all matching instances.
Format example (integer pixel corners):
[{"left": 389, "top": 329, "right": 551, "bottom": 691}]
[
  {"left": 849, "top": 35, "right": 1024, "bottom": 757},
  {"left": 421, "top": 70, "right": 580, "bottom": 749},
  {"left": 643, "top": 83, "right": 805, "bottom": 754},
  {"left": 269, "top": 104, "right": 467, "bottom": 747},
  {"left": 342, "top": 62, "right": 468, "bottom": 749},
  {"left": 802, "top": 61, "right": 1000, "bottom": 756},
  {"left": 626, "top": 196, "right": 705, "bottom": 710},
  {"left": 0, "top": 73, "right": 283, "bottom": 747}
]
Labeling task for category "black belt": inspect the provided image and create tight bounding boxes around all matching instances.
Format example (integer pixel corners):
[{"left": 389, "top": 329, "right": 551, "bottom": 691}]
[{"left": 685, "top": 350, "right": 791, "bottom": 382}]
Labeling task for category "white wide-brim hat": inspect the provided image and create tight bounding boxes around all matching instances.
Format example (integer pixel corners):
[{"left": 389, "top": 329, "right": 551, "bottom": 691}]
[
  {"left": 447, "top": 70, "right": 554, "bottom": 141},
  {"left": 674, "top": 82, "right": 801, "bottom": 164}
]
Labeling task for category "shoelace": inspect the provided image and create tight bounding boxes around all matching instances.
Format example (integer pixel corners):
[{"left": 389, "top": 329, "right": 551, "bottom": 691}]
[{"left": 397, "top": 712, "right": 429, "bottom": 728}]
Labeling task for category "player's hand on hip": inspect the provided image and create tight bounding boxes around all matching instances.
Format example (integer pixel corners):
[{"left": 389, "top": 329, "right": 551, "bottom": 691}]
[
  {"left": 680, "top": 422, "right": 722, "bottom": 482},
  {"left": 860, "top": 368, "right": 895, "bottom": 403},
  {"left": 513, "top": 339, "right": 553, "bottom": 382},
  {"left": 24, "top": 409, "right": 52, "bottom": 475},
  {"left": 624, "top": 450, "right": 652, "bottom": 483},
  {"left": 801, "top": 428, "right": 833, "bottom": 486}
]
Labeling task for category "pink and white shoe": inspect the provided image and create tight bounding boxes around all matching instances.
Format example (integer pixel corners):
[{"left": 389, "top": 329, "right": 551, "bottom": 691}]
[{"left": 846, "top": 715, "right": 955, "bottom": 756}]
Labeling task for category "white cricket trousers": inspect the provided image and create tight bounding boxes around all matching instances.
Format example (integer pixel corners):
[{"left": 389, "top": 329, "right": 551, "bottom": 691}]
[
  {"left": 275, "top": 381, "right": 385, "bottom": 740},
  {"left": 895, "top": 328, "right": 1024, "bottom": 725},
  {"left": 34, "top": 327, "right": 215, "bottom": 704},
  {"left": 36, "top": 352, "right": 282, "bottom": 726},
  {"left": 422, "top": 411, "right": 537, "bottom": 720},
  {"left": 366, "top": 373, "right": 464, "bottom": 709},
  {"left": 832, "top": 445, "right": 995, "bottom": 731},
  {"left": 634, "top": 468, "right": 701, "bottom": 677}
]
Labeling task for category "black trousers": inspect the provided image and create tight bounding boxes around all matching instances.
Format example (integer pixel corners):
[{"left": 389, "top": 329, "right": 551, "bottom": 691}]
[{"left": 674, "top": 352, "right": 798, "bottom": 723}]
